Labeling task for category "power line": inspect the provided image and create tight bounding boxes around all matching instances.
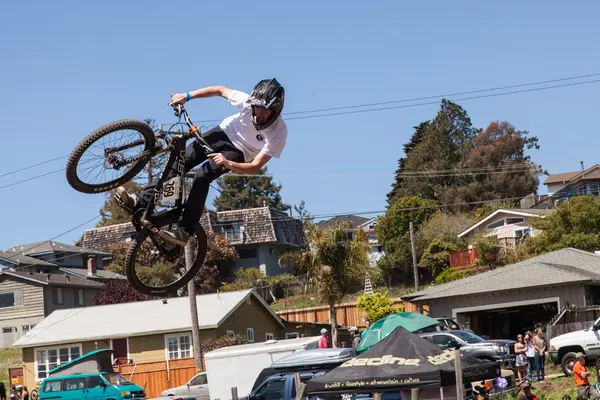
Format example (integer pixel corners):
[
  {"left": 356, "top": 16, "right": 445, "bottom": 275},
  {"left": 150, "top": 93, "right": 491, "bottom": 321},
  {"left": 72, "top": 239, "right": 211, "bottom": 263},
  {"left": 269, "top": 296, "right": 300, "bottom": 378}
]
[
  {"left": 175, "top": 73, "right": 600, "bottom": 125},
  {"left": 0, "top": 155, "right": 68, "bottom": 179},
  {"left": 0, "top": 169, "right": 63, "bottom": 191}
]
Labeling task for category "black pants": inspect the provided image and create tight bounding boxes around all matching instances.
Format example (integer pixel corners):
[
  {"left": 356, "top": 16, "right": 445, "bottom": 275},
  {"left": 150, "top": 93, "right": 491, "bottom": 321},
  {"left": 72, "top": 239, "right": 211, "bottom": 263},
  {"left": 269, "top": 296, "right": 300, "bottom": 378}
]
[{"left": 137, "top": 127, "right": 244, "bottom": 231}]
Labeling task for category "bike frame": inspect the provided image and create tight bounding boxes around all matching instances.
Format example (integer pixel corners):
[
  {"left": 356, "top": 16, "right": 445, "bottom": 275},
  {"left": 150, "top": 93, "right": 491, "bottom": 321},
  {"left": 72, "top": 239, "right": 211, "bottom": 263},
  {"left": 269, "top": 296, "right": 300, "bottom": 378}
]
[{"left": 130, "top": 104, "right": 214, "bottom": 234}]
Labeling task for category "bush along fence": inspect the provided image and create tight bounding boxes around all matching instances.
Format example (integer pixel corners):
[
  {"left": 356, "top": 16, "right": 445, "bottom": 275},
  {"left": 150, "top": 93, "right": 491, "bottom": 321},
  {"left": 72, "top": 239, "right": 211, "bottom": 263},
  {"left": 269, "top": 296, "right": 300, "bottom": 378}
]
[{"left": 275, "top": 299, "right": 429, "bottom": 328}]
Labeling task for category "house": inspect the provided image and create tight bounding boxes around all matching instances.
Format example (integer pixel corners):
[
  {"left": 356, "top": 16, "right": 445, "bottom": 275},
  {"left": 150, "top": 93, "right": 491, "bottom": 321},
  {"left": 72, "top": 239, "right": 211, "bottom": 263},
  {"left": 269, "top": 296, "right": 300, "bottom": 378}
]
[
  {"left": 3, "top": 240, "right": 111, "bottom": 270},
  {"left": 449, "top": 208, "right": 551, "bottom": 269},
  {"left": 532, "top": 163, "right": 600, "bottom": 209},
  {"left": 0, "top": 270, "right": 104, "bottom": 348},
  {"left": 316, "top": 215, "right": 384, "bottom": 266},
  {"left": 80, "top": 206, "right": 307, "bottom": 277},
  {"left": 403, "top": 248, "right": 600, "bottom": 339},
  {"left": 12, "top": 289, "right": 287, "bottom": 390}
]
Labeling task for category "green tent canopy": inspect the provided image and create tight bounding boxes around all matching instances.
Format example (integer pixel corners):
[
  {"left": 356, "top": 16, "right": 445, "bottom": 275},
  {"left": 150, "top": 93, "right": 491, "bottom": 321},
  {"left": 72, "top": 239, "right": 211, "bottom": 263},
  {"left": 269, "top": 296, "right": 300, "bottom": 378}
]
[{"left": 357, "top": 312, "right": 439, "bottom": 353}]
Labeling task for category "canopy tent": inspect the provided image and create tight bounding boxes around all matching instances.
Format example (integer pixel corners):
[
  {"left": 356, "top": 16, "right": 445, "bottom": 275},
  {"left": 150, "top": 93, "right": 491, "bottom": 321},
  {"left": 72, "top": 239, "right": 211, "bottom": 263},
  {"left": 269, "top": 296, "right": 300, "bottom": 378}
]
[
  {"left": 357, "top": 312, "right": 440, "bottom": 353},
  {"left": 307, "top": 327, "right": 500, "bottom": 396}
]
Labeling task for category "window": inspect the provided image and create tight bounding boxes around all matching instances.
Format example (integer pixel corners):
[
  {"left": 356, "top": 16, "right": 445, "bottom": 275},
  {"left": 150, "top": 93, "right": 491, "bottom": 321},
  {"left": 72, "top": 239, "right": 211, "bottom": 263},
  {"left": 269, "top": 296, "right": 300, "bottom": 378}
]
[
  {"left": 190, "top": 373, "right": 208, "bottom": 386},
  {"left": 76, "top": 289, "right": 85, "bottom": 306},
  {"left": 486, "top": 220, "right": 505, "bottom": 230},
  {"left": 63, "top": 377, "right": 85, "bottom": 391},
  {"left": 431, "top": 334, "right": 452, "bottom": 347},
  {"left": 87, "top": 375, "right": 104, "bottom": 388},
  {"left": 238, "top": 248, "right": 257, "bottom": 259},
  {"left": 247, "top": 328, "right": 255, "bottom": 343},
  {"left": 506, "top": 217, "right": 524, "bottom": 225},
  {"left": 265, "top": 333, "right": 275, "bottom": 340},
  {"left": 22, "top": 324, "right": 35, "bottom": 332},
  {"left": 253, "top": 378, "right": 286, "bottom": 400},
  {"left": 53, "top": 288, "right": 64, "bottom": 305},
  {"left": 285, "top": 332, "right": 299, "bottom": 339},
  {"left": 42, "top": 380, "right": 62, "bottom": 393},
  {"left": 35, "top": 345, "right": 81, "bottom": 381},
  {"left": 165, "top": 334, "right": 192, "bottom": 360},
  {"left": 2, "top": 327, "right": 14, "bottom": 334},
  {"left": 226, "top": 330, "right": 235, "bottom": 337},
  {"left": 515, "top": 228, "right": 531, "bottom": 238},
  {"left": 0, "top": 292, "right": 15, "bottom": 308}
]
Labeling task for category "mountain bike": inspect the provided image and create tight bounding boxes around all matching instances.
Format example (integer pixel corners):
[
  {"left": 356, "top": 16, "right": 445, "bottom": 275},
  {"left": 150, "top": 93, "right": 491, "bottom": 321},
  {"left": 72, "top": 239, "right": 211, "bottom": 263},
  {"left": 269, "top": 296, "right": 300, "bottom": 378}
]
[{"left": 65, "top": 104, "right": 212, "bottom": 296}]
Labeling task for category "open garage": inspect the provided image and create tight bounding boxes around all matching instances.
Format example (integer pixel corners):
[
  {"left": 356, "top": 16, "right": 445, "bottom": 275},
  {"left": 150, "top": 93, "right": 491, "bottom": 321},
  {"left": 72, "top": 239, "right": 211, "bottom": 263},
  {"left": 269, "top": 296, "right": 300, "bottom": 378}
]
[{"left": 403, "top": 248, "right": 600, "bottom": 339}]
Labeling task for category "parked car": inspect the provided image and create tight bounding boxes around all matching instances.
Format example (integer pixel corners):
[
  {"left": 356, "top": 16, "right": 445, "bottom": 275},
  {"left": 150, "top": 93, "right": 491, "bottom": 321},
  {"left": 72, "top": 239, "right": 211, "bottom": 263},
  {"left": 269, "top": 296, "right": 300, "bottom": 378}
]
[
  {"left": 419, "top": 330, "right": 515, "bottom": 369},
  {"left": 159, "top": 372, "right": 209, "bottom": 399},
  {"left": 147, "top": 396, "right": 195, "bottom": 400},
  {"left": 38, "top": 371, "right": 146, "bottom": 400},
  {"left": 548, "top": 316, "right": 600, "bottom": 376}
]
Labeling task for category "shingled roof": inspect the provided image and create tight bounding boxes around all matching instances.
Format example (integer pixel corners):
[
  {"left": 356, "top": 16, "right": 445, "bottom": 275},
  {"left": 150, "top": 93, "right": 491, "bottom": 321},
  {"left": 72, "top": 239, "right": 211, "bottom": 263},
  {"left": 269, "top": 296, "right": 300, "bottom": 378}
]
[
  {"left": 81, "top": 207, "right": 306, "bottom": 254},
  {"left": 0, "top": 251, "right": 57, "bottom": 268},
  {"left": 404, "top": 248, "right": 600, "bottom": 302},
  {"left": 0, "top": 270, "right": 104, "bottom": 288},
  {"left": 4, "top": 240, "right": 110, "bottom": 257},
  {"left": 316, "top": 215, "right": 370, "bottom": 229}
]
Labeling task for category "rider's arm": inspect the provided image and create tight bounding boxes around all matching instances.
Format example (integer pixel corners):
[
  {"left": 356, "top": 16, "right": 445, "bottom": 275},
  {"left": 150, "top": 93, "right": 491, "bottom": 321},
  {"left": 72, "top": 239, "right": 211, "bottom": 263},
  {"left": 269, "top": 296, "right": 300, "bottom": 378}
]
[
  {"left": 187, "top": 86, "right": 232, "bottom": 100},
  {"left": 208, "top": 152, "right": 271, "bottom": 175}
]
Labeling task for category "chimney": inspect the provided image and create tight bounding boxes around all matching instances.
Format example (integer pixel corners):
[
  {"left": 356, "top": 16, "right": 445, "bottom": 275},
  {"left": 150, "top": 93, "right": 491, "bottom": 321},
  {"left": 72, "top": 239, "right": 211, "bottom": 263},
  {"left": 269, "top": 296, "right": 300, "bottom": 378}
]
[
  {"left": 581, "top": 161, "right": 585, "bottom": 171},
  {"left": 87, "top": 257, "right": 97, "bottom": 277}
]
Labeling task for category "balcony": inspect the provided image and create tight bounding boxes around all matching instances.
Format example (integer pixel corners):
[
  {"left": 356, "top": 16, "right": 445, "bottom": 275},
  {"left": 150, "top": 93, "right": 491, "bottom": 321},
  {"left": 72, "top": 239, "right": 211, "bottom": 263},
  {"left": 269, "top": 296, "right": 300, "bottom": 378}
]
[
  {"left": 449, "top": 248, "right": 478, "bottom": 270},
  {"left": 221, "top": 230, "right": 243, "bottom": 244}
]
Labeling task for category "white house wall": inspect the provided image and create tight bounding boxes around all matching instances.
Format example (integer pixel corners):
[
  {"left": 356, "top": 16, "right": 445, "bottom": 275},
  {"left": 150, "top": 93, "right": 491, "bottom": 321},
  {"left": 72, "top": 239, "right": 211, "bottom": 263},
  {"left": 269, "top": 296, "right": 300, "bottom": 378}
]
[{"left": 465, "top": 214, "right": 538, "bottom": 247}]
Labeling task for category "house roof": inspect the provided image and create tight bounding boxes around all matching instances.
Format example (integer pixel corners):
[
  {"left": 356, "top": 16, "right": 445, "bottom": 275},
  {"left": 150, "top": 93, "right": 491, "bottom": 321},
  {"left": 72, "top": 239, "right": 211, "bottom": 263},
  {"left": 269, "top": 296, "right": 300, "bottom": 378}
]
[
  {"left": 0, "top": 271, "right": 104, "bottom": 288},
  {"left": 458, "top": 208, "right": 551, "bottom": 238},
  {"left": 403, "top": 248, "right": 600, "bottom": 302},
  {"left": 4, "top": 240, "right": 110, "bottom": 258},
  {"left": 59, "top": 267, "right": 126, "bottom": 280},
  {"left": 0, "top": 251, "right": 57, "bottom": 268},
  {"left": 81, "top": 207, "right": 306, "bottom": 253},
  {"left": 13, "top": 289, "right": 284, "bottom": 348},
  {"left": 543, "top": 164, "right": 600, "bottom": 185},
  {"left": 316, "top": 215, "right": 371, "bottom": 230}
]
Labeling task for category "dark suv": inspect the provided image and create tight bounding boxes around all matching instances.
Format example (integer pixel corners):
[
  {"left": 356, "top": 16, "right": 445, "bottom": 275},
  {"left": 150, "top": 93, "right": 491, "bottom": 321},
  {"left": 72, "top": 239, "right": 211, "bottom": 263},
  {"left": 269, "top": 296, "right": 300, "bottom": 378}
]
[{"left": 420, "top": 330, "right": 515, "bottom": 369}]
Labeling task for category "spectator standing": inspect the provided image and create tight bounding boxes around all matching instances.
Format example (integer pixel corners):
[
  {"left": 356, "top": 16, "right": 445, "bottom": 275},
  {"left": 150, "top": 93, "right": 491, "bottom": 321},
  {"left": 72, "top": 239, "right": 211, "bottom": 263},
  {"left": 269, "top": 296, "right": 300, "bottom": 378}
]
[
  {"left": 533, "top": 328, "right": 546, "bottom": 382},
  {"left": 524, "top": 333, "right": 536, "bottom": 381},
  {"left": 514, "top": 334, "right": 528, "bottom": 384},
  {"left": 318, "top": 328, "right": 330, "bottom": 349},
  {"left": 349, "top": 327, "right": 361, "bottom": 349}
]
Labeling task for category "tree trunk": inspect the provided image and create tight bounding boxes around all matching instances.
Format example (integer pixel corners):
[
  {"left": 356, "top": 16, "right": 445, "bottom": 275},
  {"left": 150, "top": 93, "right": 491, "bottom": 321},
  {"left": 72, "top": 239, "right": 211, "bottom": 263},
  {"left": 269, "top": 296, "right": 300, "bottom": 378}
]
[{"left": 329, "top": 301, "right": 337, "bottom": 348}]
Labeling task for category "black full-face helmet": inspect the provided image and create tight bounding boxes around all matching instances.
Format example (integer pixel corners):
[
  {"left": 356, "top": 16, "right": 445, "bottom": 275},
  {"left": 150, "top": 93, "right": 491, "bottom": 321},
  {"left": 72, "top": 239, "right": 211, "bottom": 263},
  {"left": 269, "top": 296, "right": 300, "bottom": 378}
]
[{"left": 247, "top": 78, "right": 285, "bottom": 130}]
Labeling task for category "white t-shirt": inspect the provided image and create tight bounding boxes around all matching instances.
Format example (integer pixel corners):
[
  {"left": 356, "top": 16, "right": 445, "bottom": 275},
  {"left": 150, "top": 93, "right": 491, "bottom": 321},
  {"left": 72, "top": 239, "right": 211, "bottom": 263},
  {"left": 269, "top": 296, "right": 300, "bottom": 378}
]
[{"left": 219, "top": 90, "right": 287, "bottom": 162}]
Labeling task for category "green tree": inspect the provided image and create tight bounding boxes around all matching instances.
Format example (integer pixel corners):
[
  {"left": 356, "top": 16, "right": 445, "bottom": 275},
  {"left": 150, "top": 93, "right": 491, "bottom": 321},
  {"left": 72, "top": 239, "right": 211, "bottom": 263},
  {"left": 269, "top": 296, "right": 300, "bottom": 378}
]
[
  {"left": 473, "top": 200, "right": 518, "bottom": 221},
  {"left": 357, "top": 292, "right": 402, "bottom": 324},
  {"left": 97, "top": 180, "right": 141, "bottom": 227},
  {"left": 420, "top": 239, "right": 459, "bottom": 277},
  {"left": 525, "top": 195, "right": 600, "bottom": 255},
  {"left": 444, "top": 121, "right": 542, "bottom": 210},
  {"left": 435, "top": 268, "right": 470, "bottom": 285},
  {"left": 213, "top": 166, "right": 290, "bottom": 211},
  {"left": 388, "top": 100, "right": 479, "bottom": 203},
  {"left": 279, "top": 222, "right": 369, "bottom": 346},
  {"left": 473, "top": 236, "right": 501, "bottom": 266},
  {"left": 375, "top": 196, "right": 437, "bottom": 284},
  {"left": 417, "top": 211, "right": 474, "bottom": 248}
]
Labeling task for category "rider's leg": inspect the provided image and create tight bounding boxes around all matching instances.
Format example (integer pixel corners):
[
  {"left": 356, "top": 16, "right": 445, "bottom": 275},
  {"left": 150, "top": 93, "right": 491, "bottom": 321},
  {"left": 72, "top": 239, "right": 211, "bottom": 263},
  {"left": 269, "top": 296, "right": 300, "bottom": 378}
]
[
  {"left": 116, "top": 127, "right": 225, "bottom": 213},
  {"left": 158, "top": 147, "right": 244, "bottom": 245}
]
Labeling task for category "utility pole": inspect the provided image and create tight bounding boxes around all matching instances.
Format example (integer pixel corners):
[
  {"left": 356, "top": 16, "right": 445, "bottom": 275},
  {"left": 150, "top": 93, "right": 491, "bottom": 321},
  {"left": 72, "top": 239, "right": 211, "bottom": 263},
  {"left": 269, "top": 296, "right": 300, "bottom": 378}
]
[
  {"left": 409, "top": 222, "right": 419, "bottom": 291},
  {"left": 186, "top": 244, "right": 203, "bottom": 373}
]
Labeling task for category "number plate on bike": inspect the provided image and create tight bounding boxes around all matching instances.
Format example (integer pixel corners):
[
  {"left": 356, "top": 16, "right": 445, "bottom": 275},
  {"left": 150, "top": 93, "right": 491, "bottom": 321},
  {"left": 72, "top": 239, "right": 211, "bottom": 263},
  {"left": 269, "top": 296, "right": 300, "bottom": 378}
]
[{"left": 159, "top": 177, "right": 181, "bottom": 203}]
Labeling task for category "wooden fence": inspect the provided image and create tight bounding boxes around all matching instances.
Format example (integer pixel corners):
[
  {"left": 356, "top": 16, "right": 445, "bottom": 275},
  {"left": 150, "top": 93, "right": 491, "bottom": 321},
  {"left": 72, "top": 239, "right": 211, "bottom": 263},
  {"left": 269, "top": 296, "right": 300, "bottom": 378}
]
[
  {"left": 114, "top": 358, "right": 198, "bottom": 399},
  {"left": 546, "top": 320, "right": 595, "bottom": 342},
  {"left": 276, "top": 299, "right": 429, "bottom": 327}
]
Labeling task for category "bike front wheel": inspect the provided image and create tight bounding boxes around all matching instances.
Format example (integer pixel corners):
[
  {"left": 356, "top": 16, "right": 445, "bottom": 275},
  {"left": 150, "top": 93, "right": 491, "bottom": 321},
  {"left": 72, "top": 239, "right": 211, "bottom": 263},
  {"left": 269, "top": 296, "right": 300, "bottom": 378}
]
[
  {"left": 124, "top": 213, "right": 208, "bottom": 296},
  {"left": 66, "top": 119, "right": 156, "bottom": 194}
]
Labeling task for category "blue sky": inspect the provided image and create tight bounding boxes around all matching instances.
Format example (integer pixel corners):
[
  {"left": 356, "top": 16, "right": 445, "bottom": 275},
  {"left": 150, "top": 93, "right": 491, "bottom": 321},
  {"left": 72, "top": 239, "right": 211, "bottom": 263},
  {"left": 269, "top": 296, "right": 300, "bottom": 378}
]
[{"left": 1, "top": 1, "right": 599, "bottom": 249}]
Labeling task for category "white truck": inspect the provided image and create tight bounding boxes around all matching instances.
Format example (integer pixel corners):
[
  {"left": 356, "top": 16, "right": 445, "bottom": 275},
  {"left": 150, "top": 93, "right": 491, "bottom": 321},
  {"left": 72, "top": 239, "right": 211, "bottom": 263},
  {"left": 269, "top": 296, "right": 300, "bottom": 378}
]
[
  {"left": 204, "top": 336, "right": 320, "bottom": 400},
  {"left": 549, "top": 316, "right": 600, "bottom": 376}
]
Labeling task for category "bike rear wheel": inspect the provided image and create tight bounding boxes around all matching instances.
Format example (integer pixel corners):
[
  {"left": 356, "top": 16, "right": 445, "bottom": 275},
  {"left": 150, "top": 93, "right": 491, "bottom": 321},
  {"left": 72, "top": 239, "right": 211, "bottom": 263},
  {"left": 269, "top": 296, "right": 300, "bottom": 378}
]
[
  {"left": 66, "top": 119, "right": 156, "bottom": 194},
  {"left": 124, "top": 213, "right": 207, "bottom": 296}
]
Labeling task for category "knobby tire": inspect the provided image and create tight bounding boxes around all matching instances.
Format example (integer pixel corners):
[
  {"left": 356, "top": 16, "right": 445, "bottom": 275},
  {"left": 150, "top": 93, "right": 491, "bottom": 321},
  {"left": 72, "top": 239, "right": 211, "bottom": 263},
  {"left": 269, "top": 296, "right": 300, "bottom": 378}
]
[{"left": 65, "top": 119, "right": 156, "bottom": 194}]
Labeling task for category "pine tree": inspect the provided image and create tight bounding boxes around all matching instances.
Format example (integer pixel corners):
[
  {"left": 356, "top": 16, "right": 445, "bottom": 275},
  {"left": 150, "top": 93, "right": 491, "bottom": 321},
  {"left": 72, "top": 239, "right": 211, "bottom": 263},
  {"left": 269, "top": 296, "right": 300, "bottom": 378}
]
[{"left": 213, "top": 166, "right": 290, "bottom": 211}]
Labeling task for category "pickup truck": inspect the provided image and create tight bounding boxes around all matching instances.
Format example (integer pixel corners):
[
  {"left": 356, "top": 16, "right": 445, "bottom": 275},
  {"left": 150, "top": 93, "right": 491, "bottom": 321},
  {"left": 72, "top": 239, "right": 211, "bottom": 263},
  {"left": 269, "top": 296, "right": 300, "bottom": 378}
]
[{"left": 549, "top": 317, "right": 600, "bottom": 376}]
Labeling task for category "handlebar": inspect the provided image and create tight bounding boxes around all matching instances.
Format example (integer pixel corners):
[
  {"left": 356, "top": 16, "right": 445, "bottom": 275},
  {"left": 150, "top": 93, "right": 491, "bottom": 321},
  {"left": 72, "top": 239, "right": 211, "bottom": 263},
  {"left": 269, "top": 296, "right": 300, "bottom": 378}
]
[{"left": 171, "top": 103, "right": 215, "bottom": 154}]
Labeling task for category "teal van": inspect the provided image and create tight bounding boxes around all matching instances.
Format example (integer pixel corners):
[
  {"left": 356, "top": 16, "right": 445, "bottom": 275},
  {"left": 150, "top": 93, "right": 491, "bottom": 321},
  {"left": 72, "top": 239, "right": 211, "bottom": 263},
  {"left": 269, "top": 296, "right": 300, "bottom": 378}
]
[
  {"left": 38, "top": 348, "right": 145, "bottom": 399},
  {"left": 38, "top": 371, "right": 145, "bottom": 399}
]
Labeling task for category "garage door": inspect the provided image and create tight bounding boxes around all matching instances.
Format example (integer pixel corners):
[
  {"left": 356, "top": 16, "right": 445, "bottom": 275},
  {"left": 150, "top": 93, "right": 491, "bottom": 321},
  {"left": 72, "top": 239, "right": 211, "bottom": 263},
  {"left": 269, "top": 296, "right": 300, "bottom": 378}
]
[{"left": 457, "top": 302, "right": 558, "bottom": 339}]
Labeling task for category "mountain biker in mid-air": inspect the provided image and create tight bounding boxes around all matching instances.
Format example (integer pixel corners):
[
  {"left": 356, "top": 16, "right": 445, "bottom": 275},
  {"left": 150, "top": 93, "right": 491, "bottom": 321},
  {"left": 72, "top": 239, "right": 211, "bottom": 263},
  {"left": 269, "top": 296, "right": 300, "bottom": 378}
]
[{"left": 115, "top": 78, "right": 287, "bottom": 246}]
